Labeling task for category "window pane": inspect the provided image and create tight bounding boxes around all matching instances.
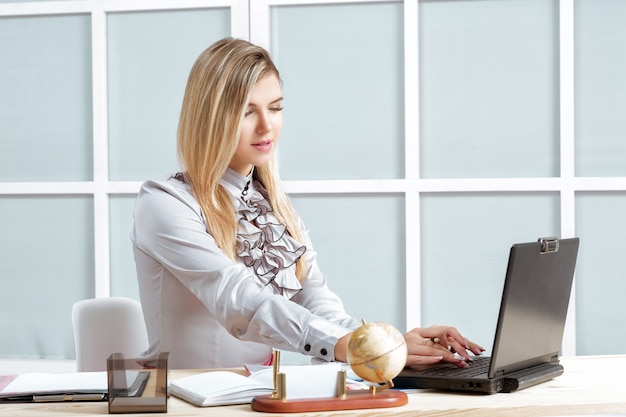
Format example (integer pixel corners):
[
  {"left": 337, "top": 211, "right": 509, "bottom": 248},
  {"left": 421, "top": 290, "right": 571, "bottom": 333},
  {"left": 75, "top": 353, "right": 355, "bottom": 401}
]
[
  {"left": 107, "top": 9, "right": 231, "bottom": 181},
  {"left": 110, "top": 195, "right": 140, "bottom": 299},
  {"left": 421, "top": 193, "right": 560, "bottom": 354},
  {"left": 419, "top": 0, "right": 559, "bottom": 178},
  {"left": 290, "top": 195, "right": 406, "bottom": 329},
  {"left": 0, "top": 15, "right": 92, "bottom": 181},
  {"left": 574, "top": 0, "right": 626, "bottom": 176},
  {"left": 271, "top": 3, "right": 404, "bottom": 180},
  {"left": 575, "top": 193, "right": 626, "bottom": 354},
  {"left": 0, "top": 196, "right": 94, "bottom": 359}
]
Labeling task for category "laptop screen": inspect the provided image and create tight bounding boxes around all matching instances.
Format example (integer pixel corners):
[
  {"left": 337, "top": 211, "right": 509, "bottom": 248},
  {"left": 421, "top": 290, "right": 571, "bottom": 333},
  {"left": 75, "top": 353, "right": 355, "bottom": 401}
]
[{"left": 489, "top": 238, "right": 579, "bottom": 378}]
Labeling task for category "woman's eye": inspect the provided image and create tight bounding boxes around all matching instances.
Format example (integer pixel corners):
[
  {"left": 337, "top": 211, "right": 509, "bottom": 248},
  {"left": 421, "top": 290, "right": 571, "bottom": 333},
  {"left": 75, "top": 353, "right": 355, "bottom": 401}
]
[{"left": 244, "top": 106, "right": 282, "bottom": 117}]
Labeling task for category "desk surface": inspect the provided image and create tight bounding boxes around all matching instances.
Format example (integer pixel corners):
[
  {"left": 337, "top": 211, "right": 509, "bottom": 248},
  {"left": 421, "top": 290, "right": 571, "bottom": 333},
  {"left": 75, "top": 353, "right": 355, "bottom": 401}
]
[{"left": 1, "top": 355, "right": 626, "bottom": 417}]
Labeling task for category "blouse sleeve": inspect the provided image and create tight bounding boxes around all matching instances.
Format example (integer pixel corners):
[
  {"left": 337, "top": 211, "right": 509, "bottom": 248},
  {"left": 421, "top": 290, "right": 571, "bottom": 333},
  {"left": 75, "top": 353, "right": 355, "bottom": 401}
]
[{"left": 132, "top": 179, "right": 355, "bottom": 362}]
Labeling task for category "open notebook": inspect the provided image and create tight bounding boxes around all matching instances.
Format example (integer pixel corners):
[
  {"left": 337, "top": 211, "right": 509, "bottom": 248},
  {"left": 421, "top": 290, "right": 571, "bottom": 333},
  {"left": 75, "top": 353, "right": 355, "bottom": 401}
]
[{"left": 393, "top": 237, "right": 579, "bottom": 394}]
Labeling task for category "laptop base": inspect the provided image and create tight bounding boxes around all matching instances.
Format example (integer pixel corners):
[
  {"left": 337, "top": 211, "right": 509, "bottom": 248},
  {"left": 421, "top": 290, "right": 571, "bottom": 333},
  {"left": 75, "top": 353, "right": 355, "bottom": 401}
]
[
  {"left": 502, "top": 362, "right": 564, "bottom": 392},
  {"left": 395, "top": 361, "right": 563, "bottom": 394},
  {"left": 394, "top": 368, "right": 503, "bottom": 394}
]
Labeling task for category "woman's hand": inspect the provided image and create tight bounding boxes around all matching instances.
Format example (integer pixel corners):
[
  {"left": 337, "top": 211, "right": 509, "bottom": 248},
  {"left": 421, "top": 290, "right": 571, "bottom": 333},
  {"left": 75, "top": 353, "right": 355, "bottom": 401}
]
[
  {"left": 334, "top": 332, "right": 351, "bottom": 363},
  {"left": 404, "top": 325, "right": 485, "bottom": 368},
  {"left": 334, "top": 325, "right": 484, "bottom": 369}
]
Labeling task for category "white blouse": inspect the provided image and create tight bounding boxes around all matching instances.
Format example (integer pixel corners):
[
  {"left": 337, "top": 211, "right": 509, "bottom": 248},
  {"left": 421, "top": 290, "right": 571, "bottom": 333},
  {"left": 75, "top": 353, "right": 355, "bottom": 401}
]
[{"left": 131, "top": 168, "right": 360, "bottom": 369}]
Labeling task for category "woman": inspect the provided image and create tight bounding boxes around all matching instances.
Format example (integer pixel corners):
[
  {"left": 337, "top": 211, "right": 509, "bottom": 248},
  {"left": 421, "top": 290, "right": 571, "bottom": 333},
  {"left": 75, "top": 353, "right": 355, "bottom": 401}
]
[{"left": 131, "top": 37, "right": 484, "bottom": 369}]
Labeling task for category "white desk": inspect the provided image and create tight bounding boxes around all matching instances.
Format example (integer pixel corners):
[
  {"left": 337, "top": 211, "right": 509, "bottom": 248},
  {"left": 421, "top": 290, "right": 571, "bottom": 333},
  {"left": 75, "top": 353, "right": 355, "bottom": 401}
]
[{"left": 1, "top": 355, "right": 625, "bottom": 416}]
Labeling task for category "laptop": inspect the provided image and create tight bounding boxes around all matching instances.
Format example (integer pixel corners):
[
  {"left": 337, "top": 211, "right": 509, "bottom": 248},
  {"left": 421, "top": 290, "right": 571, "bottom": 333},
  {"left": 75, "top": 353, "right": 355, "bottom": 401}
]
[{"left": 393, "top": 237, "right": 580, "bottom": 394}]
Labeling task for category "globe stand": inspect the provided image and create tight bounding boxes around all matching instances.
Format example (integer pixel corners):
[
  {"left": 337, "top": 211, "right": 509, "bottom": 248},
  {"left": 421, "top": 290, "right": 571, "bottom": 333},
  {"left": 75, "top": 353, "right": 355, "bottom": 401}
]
[{"left": 250, "top": 351, "right": 408, "bottom": 413}]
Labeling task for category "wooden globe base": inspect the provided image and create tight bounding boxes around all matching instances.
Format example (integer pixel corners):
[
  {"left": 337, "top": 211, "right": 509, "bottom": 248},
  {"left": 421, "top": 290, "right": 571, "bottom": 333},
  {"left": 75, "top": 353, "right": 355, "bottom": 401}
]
[
  {"left": 251, "top": 389, "right": 408, "bottom": 413},
  {"left": 251, "top": 359, "right": 407, "bottom": 413}
]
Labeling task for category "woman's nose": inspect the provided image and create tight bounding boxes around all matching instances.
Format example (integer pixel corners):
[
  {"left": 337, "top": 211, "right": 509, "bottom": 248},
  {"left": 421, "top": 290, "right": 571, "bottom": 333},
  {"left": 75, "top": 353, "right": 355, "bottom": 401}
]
[{"left": 256, "top": 111, "right": 272, "bottom": 134}]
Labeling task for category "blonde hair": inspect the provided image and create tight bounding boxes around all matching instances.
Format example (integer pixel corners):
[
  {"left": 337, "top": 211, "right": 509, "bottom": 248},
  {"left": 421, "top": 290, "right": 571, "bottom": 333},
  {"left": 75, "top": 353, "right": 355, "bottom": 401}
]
[{"left": 177, "top": 37, "right": 305, "bottom": 280}]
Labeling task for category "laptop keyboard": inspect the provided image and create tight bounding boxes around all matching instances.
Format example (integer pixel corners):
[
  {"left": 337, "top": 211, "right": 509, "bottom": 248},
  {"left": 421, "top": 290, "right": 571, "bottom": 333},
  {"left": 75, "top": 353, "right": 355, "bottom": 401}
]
[{"left": 417, "top": 355, "right": 491, "bottom": 377}]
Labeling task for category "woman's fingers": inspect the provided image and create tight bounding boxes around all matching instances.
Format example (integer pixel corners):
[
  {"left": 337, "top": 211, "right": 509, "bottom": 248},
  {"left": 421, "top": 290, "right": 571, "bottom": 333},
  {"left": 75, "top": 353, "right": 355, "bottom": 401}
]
[
  {"left": 406, "top": 353, "right": 444, "bottom": 368},
  {"left": 405, "top": 336, "right": 468, "bottom": 368},
  {"left": 403, "top": 325, "right": 485, "bottom": 368}
]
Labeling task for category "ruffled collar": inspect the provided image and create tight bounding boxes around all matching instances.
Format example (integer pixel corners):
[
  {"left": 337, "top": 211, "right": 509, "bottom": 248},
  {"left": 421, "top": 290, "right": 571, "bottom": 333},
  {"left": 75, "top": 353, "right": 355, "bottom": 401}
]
[{"left": 220, "top": 168, "right": 305, "bottom": 299}]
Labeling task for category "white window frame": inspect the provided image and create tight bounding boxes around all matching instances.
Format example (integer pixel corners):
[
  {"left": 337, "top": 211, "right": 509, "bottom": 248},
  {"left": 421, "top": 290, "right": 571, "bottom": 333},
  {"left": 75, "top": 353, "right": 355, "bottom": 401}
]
[{"left": 3, "top": 0, "right": 626, "bottom": 357}]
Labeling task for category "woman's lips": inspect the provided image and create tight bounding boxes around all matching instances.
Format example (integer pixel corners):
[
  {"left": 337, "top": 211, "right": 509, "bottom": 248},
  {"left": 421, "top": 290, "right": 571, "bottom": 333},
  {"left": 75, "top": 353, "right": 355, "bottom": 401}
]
[{"left": 252, "top": 140, "right": 273, "bottom": 152}]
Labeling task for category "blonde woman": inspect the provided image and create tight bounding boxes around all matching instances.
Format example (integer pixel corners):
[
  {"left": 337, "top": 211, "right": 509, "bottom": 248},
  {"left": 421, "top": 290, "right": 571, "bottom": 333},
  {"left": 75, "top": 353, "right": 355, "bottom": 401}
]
[{"left": 132, "top": 37, "right": 484, "bottom": 369}]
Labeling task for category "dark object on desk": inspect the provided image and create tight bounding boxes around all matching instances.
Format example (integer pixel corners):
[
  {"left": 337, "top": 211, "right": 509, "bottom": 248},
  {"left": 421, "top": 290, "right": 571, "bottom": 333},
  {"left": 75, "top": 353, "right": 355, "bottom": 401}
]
[
  {"left": 394, "top": 237, "right": 579, "bottom": 394},
  {"left": 107, "top": 352, "right": 169, "bottom": 414},
  {"left": 32, "top": 393, "right": 106, "bottom": 402}
]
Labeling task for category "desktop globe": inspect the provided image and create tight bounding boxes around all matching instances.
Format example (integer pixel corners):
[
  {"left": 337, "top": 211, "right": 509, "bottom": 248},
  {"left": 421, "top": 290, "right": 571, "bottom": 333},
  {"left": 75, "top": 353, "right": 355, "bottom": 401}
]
[{"left": 346, "top": 321, "right": 407, "bottom": 385}]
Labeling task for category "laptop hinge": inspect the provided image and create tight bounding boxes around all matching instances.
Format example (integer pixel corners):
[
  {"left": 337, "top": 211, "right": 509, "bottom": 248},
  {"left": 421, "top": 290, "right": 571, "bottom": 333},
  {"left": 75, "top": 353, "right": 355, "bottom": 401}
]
[{"left": 538, "top": 237, "right": 559, "bottom": 254}]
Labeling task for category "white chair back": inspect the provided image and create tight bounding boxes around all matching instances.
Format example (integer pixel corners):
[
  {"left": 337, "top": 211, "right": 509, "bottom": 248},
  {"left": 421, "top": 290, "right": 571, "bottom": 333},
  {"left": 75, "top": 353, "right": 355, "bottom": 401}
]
[{"left": 72, "top": 297, "right": 149, "bottom": 372}]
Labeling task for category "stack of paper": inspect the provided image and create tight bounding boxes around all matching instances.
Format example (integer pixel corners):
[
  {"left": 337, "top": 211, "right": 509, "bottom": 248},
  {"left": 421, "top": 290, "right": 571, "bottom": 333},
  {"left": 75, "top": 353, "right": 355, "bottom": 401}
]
[
  {"left": 0, "top": 372, "right": 108, "bottom": 402},
  {"left": 0, "top": 370, "right": 148, "bottom": 402}
]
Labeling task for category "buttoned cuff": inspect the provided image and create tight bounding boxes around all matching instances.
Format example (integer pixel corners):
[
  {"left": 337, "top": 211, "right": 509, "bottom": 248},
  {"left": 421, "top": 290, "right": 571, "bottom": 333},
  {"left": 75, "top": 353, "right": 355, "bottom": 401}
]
[{"left": 300, "top": 319, "right": 352, "bottom": 362}]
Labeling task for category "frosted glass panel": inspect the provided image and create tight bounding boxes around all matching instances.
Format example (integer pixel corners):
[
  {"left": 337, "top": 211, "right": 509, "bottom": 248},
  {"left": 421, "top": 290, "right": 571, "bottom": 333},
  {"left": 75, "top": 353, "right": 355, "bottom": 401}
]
[
  {"left": 0, "top": 15, "right": 92, "bottom": 181},
  {"left": 574, "top": 0, "right": 626, "bottom": 176},
  {"left": 575, "top": 193, "right": 626, "bottom": 354},
  {"left": 108, "top": 9, "right": 230, "bottom": 181},
  {"left": 0, "top": 196, "right": 94, "bottom": 359},
  {"left": 290, "top": 195, "right": 406, "bottom": 330},
  {"left": 420, "top": 0, "right": 559, "bottom": 178},
  {"left": 421, "top": 193, "right": 559, "bottom": 354},
  {"left": 110, "top": 195, "right": 141, "bottom": 299},
  {"left": 271, "top": 3, "right": 404, "bottom": 180}
]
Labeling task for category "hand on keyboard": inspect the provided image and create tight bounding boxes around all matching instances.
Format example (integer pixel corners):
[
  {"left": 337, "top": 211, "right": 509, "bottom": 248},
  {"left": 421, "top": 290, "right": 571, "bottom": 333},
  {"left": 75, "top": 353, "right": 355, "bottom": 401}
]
[{"left": 403, "top": 325, "right": 485, "bottom": 368}]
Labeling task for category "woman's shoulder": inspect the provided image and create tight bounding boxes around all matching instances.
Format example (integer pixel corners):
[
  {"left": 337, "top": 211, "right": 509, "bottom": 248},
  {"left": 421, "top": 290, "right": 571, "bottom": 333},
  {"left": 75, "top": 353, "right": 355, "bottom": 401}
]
[
  {"left": 136, "top": 175, "right": 200, "bottom": 213},
  {"left": 139, "top": 174, "right": 189, "bottom": 196},
  {"left": 132, "top": 176, "right": 210, "bottom": 248}
]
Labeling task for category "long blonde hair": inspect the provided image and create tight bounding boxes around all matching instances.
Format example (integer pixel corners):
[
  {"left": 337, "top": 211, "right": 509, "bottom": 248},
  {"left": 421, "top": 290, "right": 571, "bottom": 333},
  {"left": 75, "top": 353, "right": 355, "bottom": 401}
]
[{"left": 177, "top": 38, "right": 305, "bottom": 280}]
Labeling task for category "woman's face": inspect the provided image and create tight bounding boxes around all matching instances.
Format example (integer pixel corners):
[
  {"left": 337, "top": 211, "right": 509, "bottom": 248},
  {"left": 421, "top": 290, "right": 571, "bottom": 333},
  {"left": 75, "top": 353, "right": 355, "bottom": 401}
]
[{"left": 229, "top": 74, "right": 284, "bottom": 176}]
